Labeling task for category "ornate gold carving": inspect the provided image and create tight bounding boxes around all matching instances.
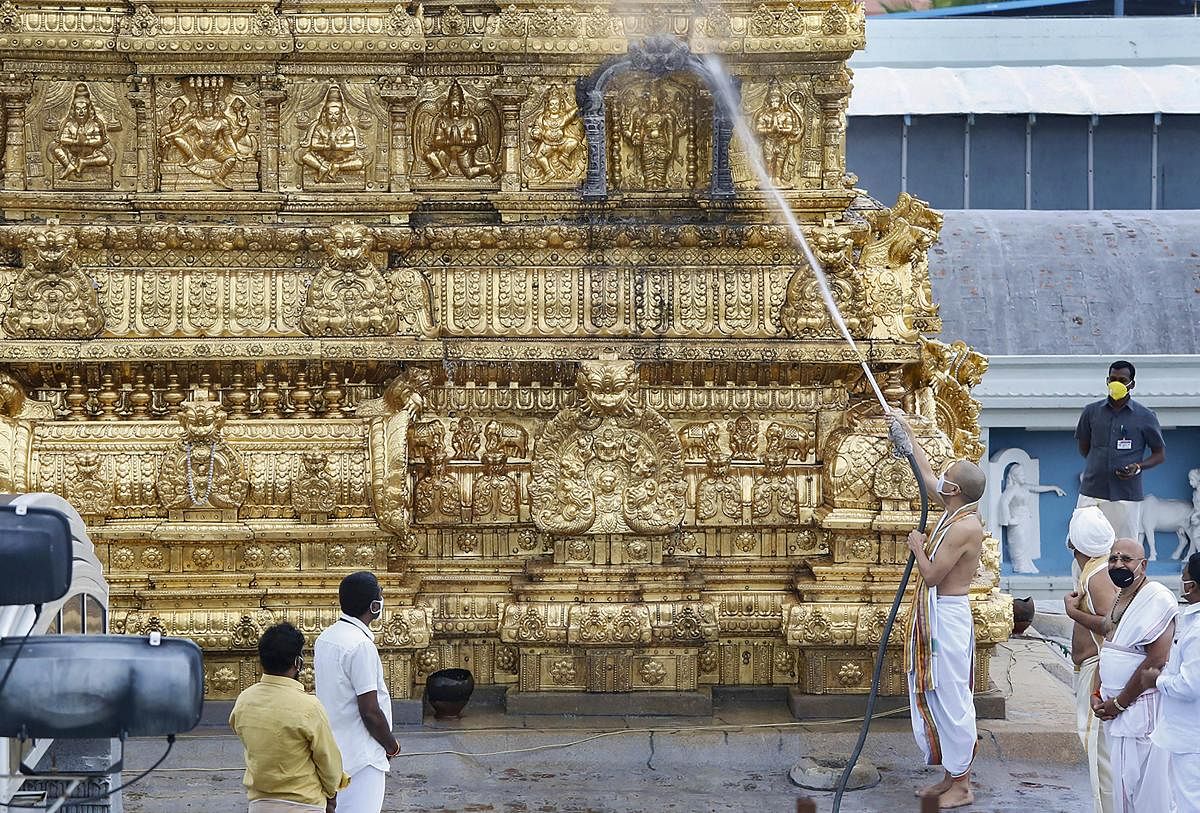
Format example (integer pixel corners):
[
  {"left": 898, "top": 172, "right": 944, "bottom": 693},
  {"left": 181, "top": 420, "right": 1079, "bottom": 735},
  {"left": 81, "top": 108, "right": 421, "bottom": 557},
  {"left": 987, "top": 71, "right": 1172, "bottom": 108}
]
[
  {"left": 292, "top": 452, "right": 335, "bottom": 522},
  {"left": 0, "top": 3, "right": 993, "bottom": 707},
  {"left": 913, "top": 337, "right": 989, "bottom": 463},
  {"left": 524, "top": 83, "right": 584, "bottom": 186},
  {"left": 69, "top": 453, "right": 112, "bottom": 522},
  {"left": 45, "top": 82, "right": 117, "bottom": 189},
  {"left": 155, "top": 400, "right": 248, "bottom": 512},
  {"left": 295, "top": 85, "right": 368, "bottom": 190},
  {"left": 0, "top": 1, "right": 22, "bottom": 33},
  {"left": 696, "top": 456, "right": 743, "bottom": 526},
  {"left": 613, "top": 78, "right": 687, "bottom": 192},
  {"left": 859, "top": 194, "right": 942, "bottom": 342},
  {"left": 530, "top": 360, "right": 685, "bottom": 536},
  {"left": 639, "top": 659, "right": 667, "bottom": 685},
  {"left": 2, "top": 219, "right": 103, "bottom": 339},
  {"left": 781, "top": 223, "right": 861, "bottom": 338},
  {"left": 413, "top": 79, "right": 501, "bottom": 184},
  {"left": 549, "top": 657, "right": 577, "bottom": 685},
  {"left": 157, "top": 76, "right": 258, "bottom": 191},
  {"left": 836, "top": 661, "right": 863, "bottom": 687},
  {"left": 752, "top": 79, "right": 805, "bottom": 187},
  {"left": 364, "top": 370, "right": 428, "bottom": 536},
  {"left": 299, "top": 224, "right": 430, "bottom": 337}
]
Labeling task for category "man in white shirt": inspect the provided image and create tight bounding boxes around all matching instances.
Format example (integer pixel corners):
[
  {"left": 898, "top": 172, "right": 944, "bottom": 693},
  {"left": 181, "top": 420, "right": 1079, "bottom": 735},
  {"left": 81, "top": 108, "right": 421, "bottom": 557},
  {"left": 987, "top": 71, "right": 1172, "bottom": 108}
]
[
  {"left": 1147, "top": 552, "right": 1200, "bottom": 813},
  {"left": 315, "top": 571, "right": 400, "bottom": 813}
]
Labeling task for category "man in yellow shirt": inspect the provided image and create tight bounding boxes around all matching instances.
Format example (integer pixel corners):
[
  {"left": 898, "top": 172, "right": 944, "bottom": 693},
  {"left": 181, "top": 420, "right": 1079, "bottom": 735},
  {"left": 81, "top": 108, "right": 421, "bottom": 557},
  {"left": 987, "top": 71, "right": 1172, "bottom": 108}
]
[{"left": 230, "top": 622, "right": 350, "bottom": 812}]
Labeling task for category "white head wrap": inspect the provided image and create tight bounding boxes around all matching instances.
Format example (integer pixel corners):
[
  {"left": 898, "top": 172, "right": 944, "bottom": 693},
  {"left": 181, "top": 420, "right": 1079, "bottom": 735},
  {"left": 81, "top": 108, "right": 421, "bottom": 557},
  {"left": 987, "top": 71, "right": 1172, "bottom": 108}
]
[{"left": 1068, "top": 506, "right": 1116, "bottom": 558}]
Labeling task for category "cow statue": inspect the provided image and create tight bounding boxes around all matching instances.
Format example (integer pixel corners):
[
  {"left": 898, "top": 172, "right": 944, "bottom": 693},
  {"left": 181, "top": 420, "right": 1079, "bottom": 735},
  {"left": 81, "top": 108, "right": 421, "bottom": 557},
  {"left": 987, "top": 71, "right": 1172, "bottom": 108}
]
[{"left": 1139, "top": 468, "right": 1200, "bottom": 561}]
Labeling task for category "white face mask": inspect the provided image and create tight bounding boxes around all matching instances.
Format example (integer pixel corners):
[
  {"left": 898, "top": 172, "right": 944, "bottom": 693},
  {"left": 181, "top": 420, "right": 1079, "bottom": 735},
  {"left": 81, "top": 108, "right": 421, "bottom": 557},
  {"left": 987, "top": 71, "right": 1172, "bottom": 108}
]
[
  {"left": 369, "top": 597, "right": 384, "bottom": 617},
  {"left": 936, "top": 469, "right": 960, "bottom": 498}
]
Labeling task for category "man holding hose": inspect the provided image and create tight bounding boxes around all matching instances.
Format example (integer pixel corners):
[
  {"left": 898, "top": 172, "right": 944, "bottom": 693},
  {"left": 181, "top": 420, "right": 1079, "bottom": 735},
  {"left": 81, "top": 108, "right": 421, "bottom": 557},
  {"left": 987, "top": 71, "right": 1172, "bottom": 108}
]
[{"left": 890, "top": 414, "right": 987, "bottom": 810}]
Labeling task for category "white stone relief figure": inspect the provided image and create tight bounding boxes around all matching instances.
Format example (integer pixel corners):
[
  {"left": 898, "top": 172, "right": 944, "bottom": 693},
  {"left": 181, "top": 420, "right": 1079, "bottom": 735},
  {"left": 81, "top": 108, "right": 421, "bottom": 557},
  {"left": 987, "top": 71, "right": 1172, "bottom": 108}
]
[
  {"left": 1140, "top": 468, "right": 1200, "bottom": 561},
  {"left": 997, "top": 461, "right": 1065, "bottom": 574}
]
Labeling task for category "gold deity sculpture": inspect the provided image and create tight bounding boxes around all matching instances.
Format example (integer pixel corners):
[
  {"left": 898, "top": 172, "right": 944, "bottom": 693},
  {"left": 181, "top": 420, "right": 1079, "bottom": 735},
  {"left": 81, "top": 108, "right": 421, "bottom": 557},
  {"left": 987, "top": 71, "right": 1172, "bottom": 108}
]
[
  {"left": 525, "top": 83, "right": 584, "bottom": 184},
  {"left": 414, "top": 80, "right": 501, "bottom": 182},
  {"left": 48, "top": 83, "right": 114, "bottom": 185},
  {"left": 298, "top": 86, "right": 366, "bottom": 188},
  {"left": 753, "top": 78, "right": 806, "bottom": 187},
  {"left": 0, "top": 0, "right": 1009, "bottom": 707},
  {"left": 155, "top": 399, "right": 249, "bottom": 516},
  {"left": 618, "top": 82, "right": 680, "bottom": 191},
  {"left": 158, "top": 77, "right": 257, "bottom": 190}
]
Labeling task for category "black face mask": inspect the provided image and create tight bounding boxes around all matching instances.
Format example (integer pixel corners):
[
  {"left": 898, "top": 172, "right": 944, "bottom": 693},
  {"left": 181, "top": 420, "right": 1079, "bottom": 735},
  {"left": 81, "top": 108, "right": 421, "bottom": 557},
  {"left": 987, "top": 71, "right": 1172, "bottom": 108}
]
[{"left": 1109, "top": 567, "right": 1137, "bottom": 589}]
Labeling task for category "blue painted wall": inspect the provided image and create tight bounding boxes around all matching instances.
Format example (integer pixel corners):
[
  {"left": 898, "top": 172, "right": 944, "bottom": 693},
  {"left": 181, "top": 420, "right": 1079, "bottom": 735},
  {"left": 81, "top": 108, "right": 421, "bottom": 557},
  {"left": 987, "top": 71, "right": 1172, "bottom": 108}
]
[{"left": 990, "top": 427, "right": 1200, "bottom": 576}]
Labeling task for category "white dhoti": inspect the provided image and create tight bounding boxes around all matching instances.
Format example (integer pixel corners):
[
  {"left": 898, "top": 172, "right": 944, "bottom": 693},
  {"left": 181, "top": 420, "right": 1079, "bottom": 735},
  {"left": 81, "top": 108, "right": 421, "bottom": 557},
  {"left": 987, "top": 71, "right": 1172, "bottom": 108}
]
[
  {"left": 335, "top": 765, "right": 386, "bottom": 813},
  {"left": 908, "top": 594, "right": 977, "bottom": 778},
  {"left": 1098, "top": 581, "right": 1178, "bottom": 813},
  {"left": 1109, "top": 734, "right": 1171, "bottom": 813},
  {"left": 1169, "top": 752, "right": 1200, "bottom": 813},
  {"left": 1075, "top": 655, "right": 1114, "bottom": 813}
]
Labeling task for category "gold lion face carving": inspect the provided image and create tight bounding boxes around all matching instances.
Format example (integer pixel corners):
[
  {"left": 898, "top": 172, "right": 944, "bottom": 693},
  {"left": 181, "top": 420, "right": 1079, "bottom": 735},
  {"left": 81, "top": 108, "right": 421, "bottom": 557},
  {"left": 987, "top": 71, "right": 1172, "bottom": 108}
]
[
  {"left": 178, "top": 400, "right": 227, "bottom": 443},
  {"left": 577, "top": 360, "right": 638, "bottom": 421},
  {"left": 327, "top": 222, "right": 372, "bottom": 266}
]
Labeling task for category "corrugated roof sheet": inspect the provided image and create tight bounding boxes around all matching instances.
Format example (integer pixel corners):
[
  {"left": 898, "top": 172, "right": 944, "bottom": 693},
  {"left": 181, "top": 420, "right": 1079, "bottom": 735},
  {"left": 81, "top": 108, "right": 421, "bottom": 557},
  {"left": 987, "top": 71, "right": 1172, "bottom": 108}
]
[
  {"left": 849, "top": 65, "right": 1200, "bottom": 115},
  {"left": 929, "top": 210, "right": 1200, "bottom": 356}
]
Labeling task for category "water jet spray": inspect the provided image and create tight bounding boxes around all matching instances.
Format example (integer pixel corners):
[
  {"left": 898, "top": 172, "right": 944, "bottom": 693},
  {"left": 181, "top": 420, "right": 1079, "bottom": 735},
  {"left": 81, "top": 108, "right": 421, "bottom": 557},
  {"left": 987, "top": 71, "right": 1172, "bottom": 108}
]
[{"left": 702, "top": 54, "right": 931, "bottom": 813}]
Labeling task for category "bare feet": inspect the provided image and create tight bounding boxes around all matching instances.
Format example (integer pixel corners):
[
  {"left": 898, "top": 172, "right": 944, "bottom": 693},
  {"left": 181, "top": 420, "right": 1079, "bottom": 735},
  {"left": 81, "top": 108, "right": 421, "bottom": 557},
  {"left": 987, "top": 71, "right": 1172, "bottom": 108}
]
[
  {"left": 915, "top": 771, "right": 953, "bottom": 797},
  {"left": 938, "top": 777, "right": 975, "bottom": 809}
]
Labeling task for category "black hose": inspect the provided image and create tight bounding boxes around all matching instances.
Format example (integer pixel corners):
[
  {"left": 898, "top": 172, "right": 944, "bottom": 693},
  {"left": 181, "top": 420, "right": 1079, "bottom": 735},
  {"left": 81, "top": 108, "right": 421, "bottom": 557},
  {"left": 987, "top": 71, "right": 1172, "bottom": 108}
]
[{"left": 831, "top": 449, "right": 929, "bottom": 813}]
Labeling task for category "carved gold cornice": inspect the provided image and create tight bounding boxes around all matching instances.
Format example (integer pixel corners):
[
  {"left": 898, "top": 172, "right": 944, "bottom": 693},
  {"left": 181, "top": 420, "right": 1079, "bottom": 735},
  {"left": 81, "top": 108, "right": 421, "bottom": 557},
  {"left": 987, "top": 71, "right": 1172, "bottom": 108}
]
[{"left": 0, "top": 2, "right": 862, "bottom": 63}]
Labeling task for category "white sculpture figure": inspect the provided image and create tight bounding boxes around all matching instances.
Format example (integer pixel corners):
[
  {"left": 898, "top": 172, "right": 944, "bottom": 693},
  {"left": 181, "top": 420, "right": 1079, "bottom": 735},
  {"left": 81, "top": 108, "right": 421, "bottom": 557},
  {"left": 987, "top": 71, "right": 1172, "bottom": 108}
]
[
  {"left": 996, "top": 462, "right": 1066, "bottom": 574},
  {"left": 1140, "top": 468, "right": 1200, "bottom": 561}
]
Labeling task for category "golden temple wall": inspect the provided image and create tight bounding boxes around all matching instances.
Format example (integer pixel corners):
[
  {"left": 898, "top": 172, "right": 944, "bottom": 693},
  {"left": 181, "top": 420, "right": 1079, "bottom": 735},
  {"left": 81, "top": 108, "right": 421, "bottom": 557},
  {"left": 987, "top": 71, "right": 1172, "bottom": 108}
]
[{"left": 0, "top": 0, "right": 1009, "bottom": 701}]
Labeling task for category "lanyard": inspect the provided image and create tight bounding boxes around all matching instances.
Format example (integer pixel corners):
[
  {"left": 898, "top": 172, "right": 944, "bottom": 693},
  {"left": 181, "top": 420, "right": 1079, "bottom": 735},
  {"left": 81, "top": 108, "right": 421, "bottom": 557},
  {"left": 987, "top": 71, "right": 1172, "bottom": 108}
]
[{"left": 338, "top": 617, "right": 373, "bottom": 640}]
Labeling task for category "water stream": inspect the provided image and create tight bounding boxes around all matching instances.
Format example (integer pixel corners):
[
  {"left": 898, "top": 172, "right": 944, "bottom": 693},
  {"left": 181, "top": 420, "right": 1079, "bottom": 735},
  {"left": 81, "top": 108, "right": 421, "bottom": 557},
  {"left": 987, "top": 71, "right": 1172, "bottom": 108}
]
[{"left": 702, "top": 55, "right": 893, "bottom": 415}]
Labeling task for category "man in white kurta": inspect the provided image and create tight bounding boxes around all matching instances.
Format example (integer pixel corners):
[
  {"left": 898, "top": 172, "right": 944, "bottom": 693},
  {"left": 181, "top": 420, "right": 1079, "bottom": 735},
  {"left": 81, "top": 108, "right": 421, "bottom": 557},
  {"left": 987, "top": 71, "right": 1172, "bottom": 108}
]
[
  {"left": 1094, "top": 538, "right": 1177, "bottom": 813},
  {"left": 1150, "top": 553, "right": 1200, "bottom": 813},
  {"left": 1063, "top": 506, "right": 1117, "bottom": 813}
]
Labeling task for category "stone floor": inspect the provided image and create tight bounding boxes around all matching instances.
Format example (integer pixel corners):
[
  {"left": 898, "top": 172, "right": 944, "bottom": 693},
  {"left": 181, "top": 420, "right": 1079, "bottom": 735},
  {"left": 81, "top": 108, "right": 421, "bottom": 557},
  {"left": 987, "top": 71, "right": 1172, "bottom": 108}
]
[{"left": 122, "top": 636, "right": 1091, "bottom": 813}]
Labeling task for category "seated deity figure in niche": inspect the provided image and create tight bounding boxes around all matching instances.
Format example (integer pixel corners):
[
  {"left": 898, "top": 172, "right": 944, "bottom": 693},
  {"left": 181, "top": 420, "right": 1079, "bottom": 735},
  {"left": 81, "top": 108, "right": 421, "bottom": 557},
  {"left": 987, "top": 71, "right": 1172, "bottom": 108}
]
[
  {"left": 753, "top": 79, "right": 805, "bottom": 187},
  {"left": 622, "top": 83, "right": 678, "bottom": 191},
  {"left": 299, "top": 87, "right": 365, "bottom": 184},
  {"left": 158, "top": 80, "right": 253, "bottom": 188},
  {"left": 421, "top": 80, "right": 500, "bottom": 182},
  {"left": 526, "top": 84, "right": 583, "bottom": 183},
  {"left": 49, "top": 83, "right": 115, "bottom": 182}
]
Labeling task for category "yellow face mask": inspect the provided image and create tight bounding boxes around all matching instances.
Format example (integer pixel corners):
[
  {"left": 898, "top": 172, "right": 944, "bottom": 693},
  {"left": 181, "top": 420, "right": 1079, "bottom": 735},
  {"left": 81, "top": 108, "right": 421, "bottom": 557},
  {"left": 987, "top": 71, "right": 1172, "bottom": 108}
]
[{"left": 1107, "top": 380, "right": 1129, "bottom": 400}]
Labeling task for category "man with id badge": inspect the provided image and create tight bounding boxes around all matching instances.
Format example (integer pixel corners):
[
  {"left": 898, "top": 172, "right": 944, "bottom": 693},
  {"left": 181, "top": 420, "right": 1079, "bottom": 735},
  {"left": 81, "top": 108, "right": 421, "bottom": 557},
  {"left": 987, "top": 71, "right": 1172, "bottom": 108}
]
[
  {"left": 315, "top": 571, "right": 401, "bottom": 813},
  {"left": 1075, "top": 360, "right": 1166, "bottom": 542}
]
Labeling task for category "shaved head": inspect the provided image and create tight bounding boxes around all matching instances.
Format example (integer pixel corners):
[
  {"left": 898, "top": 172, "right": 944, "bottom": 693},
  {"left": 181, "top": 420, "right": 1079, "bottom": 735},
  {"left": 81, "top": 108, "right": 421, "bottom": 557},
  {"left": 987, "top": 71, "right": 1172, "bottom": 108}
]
[{"left": 947, "top": 460, "right": 986, "bottom": 502}]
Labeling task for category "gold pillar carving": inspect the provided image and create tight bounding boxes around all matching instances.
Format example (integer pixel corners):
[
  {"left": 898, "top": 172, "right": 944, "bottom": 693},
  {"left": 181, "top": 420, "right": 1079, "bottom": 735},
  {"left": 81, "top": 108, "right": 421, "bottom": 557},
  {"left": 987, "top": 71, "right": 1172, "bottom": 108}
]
[
  {"left": 1, "top": 73, "right": 32, "bottom": 191},
  {"left": 493, "top": 80, "right": 527, "bottom": 194},
  {"left": 379, "top": 76, "right": 418, "bottom": 194}
]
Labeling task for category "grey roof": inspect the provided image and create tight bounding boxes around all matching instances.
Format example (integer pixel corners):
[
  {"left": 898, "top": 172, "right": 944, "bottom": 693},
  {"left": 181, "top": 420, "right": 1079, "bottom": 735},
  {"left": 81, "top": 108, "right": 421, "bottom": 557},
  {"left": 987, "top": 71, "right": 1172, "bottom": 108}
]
[{"left": 928, "top": 210, "right": 1200, "bottom": 356}]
